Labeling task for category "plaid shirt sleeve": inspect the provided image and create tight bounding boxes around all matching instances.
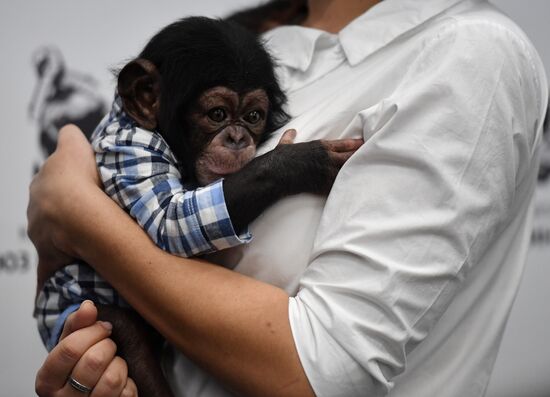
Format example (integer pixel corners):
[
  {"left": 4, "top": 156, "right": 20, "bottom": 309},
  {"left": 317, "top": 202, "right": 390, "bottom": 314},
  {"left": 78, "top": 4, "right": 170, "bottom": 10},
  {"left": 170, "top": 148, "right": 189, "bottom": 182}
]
[{"left": 92, "top": 98, "right": 252, "bottom": 257}]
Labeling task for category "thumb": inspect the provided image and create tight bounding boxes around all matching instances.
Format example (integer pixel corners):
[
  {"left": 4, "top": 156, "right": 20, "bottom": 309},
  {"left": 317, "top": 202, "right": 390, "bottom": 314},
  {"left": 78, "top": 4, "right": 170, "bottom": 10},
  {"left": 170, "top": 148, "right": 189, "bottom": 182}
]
[
  {"left": 59, "top": 300, "right": 98, "bottom": 341},
  {"left": 56, "top": 124, "right": 90, "bottom": 152},
  {"left": 277, "top": 129, "right": 297, "bottom": 145}
]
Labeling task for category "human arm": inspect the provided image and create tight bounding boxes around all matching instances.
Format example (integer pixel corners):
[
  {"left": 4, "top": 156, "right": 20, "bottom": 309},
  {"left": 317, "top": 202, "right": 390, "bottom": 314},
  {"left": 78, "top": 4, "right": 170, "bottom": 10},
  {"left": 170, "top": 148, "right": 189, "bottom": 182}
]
[
  {"left": 34, "top": 120, "right": 359, "bottom": 397},
  {"left": 30, "top": 126, "right": 316, "bottom": 397}
]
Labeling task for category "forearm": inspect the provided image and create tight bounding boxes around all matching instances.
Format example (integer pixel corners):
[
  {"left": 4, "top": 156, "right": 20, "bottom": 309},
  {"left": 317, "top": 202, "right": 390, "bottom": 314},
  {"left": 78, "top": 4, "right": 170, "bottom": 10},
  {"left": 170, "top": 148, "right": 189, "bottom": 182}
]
[
  {"left": 223, "top": 151, "right": 283, "bottom": 233},
  {"left": 224, "top": 140, "right": 337, "bottom": 232},
  {"left": 61, "top": 183, "right": 313, "bottom": 396}
]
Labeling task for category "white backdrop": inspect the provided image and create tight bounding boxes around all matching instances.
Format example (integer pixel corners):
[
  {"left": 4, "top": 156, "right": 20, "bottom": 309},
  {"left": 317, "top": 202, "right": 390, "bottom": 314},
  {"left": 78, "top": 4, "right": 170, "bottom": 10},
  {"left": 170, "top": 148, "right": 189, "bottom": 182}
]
[{"left": 0, "top": 1, "right": 548, "bottom": 396}]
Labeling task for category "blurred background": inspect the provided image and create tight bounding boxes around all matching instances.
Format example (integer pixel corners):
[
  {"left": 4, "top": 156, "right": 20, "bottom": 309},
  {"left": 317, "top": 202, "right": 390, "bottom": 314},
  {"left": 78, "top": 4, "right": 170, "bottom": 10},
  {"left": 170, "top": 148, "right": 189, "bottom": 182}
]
[{"left": 0, "top": 1, "right": 548, "bottom": 396}]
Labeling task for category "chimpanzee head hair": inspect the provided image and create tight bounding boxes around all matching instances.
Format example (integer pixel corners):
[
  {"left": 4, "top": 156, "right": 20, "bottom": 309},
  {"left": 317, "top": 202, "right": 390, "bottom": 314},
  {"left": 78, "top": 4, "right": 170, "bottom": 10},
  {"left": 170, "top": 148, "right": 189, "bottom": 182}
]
[{"left": 126, "top": 16, "right": 288, "bottom": 172}]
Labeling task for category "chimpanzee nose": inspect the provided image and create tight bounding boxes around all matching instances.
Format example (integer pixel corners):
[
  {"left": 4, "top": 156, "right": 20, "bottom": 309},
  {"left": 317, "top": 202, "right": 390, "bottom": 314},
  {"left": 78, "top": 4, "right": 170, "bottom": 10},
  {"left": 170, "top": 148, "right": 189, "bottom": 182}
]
[{"left": 224, "top": 130, "right": 248, "bottom": 150}]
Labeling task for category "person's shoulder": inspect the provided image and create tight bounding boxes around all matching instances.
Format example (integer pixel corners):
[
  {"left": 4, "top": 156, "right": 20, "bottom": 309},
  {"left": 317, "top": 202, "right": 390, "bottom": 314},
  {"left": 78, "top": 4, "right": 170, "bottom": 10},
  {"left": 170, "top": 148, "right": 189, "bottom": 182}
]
[
  {"left": 428, "top": 2, "right": 543, "bottom": 65},
  {"left": 413, "top": 2, "right": 547, "bottom": 94}
]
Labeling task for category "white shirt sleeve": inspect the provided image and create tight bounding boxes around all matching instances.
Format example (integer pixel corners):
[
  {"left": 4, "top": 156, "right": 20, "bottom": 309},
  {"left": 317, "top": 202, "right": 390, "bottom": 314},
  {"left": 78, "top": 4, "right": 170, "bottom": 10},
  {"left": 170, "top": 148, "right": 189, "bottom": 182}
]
[{"left": 288, "top": 19, "right": 545, "bottom": 397}]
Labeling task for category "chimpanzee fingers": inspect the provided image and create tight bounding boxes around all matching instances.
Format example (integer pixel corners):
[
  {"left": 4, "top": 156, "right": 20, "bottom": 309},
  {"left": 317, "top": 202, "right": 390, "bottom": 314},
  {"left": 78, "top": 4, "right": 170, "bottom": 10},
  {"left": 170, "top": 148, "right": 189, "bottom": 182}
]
[
  {"left": 90, "top": 356, "right": 128, "bottom": 397},
  {"left": 277, "top": 129, "right": 297, "bottom": 145},
  {"left": 60, "top": 300, "right": 99, "bottom": 341},
  {"left": 328, "top": 150, "right": 358, "bottom": 167},
  {"left": 321, "top": 138, "right": 364, "bottom": 153}
]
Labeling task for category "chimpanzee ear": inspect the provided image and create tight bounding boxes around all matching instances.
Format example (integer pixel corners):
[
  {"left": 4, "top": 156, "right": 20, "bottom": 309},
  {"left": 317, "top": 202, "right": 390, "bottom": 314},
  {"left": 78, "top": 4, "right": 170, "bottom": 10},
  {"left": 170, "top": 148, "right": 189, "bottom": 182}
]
[{"left": 117, "top": 58, "right": 161, "bottom": 130}]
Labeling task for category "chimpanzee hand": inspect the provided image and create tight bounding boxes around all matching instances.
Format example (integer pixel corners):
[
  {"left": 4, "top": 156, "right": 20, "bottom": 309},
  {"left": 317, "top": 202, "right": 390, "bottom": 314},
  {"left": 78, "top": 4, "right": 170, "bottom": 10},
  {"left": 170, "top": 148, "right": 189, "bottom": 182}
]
[
  {"left": 271, "top": 129, "right": 364, "bottom": 196},
  {"left": 223, "top": 129, "right": 363, "bottom": 232}
]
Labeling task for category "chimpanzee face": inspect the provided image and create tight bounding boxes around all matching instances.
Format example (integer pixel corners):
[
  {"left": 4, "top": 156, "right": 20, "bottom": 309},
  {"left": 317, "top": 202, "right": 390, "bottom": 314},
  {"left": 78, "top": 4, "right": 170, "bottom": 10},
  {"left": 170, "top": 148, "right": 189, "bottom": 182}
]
[
  {"left": 188, "top": 86, "right": 269, "bottom": 185},
  {"left": 116, "top": 58, "right": 273, "bottom": 185}
]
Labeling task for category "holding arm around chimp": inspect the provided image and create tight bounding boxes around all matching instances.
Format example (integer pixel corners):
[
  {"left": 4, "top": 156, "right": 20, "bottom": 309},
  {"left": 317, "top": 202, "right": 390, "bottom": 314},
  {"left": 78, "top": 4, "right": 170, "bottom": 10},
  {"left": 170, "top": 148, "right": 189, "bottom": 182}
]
[{"left": 31, "top": 126, "right": 317, "bottom": 397}]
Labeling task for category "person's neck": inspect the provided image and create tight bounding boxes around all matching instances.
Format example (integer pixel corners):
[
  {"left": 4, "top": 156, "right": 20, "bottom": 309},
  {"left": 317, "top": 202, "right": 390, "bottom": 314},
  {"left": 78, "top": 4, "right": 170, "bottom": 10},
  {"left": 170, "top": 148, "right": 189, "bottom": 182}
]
[{"left": 302, "top": 0, "right": 380, "bottom": 33}]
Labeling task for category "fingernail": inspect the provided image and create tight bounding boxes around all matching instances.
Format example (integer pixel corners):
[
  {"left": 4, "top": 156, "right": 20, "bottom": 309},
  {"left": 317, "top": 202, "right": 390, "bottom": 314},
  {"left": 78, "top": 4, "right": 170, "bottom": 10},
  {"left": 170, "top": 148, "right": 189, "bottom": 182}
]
[
  {"left": 99, "top": 321, "right": 113, "bottom": 331},
  {"left": 82, "top": 300, "right": 95, "bottom": 308}
]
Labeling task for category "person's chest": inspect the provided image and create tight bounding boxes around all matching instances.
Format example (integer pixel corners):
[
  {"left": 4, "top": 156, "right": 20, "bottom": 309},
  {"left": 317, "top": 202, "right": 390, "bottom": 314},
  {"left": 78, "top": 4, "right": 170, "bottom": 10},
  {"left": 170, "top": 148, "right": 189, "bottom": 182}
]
[{"left": 206, "top": 23, "right": 447, "bottom": 294}]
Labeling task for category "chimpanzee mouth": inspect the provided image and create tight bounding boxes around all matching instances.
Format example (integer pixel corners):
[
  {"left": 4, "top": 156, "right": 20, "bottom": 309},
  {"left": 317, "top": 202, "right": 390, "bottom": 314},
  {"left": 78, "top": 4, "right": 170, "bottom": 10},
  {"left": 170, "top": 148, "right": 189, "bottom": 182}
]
[
  {"left": 195, "top": 147, "right": 257, "bottom": 185},
  {"left": 206, "top": 147, "right": 256, "bottom": 175},
  {"left": 208, "top": 160, "right": 249, "bottom": 176}
]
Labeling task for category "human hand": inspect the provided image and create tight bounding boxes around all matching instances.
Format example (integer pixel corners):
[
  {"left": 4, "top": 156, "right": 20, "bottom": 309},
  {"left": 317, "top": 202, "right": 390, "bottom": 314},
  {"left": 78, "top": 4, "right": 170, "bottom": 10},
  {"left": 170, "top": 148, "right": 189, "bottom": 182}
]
[
  {"left": 27, "top": 124, "right": 101, "bottom": 289},
  {"left": 35, "top": 300, "right": 138, "bottom": 397}
]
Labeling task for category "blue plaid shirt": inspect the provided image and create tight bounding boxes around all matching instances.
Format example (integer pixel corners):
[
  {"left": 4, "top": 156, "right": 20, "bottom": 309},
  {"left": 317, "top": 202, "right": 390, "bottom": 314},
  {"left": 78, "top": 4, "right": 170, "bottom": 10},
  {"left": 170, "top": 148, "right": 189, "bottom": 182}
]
[
  {"left": 35, "top": 96, "right": 251, "bottom": 349},
  {"left": 93, "top": 96, "right": 251, "bottom": 254}
]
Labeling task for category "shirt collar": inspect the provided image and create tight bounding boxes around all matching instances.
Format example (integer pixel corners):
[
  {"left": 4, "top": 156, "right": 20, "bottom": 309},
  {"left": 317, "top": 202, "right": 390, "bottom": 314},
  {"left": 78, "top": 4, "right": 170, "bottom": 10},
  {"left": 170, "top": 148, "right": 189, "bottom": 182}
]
[
  {"left": 263, "top": 0, "right": 473, "bottom": 70},
  {"left": 263, "top": 26, "right": 332, "bottom": 72}
]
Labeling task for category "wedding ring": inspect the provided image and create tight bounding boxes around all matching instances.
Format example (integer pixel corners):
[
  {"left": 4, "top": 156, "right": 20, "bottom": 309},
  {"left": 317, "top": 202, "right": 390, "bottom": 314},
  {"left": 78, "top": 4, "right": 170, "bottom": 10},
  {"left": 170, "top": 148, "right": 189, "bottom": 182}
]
[{"left": 68, "top": 376, "right": 93, "bottom": 393}]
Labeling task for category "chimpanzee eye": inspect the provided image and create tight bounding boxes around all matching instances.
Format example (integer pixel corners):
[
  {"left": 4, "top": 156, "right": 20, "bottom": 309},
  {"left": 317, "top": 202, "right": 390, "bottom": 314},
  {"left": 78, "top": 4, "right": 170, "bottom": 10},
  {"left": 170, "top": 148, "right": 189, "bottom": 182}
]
[
  {"left": 243, "top": 110, "right": 262, "bottom": 124},
  {"left": 208, "top": 107, "right": 227, "bottom": 122}
]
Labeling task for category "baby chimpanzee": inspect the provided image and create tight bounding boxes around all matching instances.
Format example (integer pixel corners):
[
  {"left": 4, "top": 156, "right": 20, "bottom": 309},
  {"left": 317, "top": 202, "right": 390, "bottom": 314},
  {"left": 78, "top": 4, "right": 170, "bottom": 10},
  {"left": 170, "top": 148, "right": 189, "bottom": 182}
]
[{"left": 35, "top": 17, "right": 360, "bottom": 396}]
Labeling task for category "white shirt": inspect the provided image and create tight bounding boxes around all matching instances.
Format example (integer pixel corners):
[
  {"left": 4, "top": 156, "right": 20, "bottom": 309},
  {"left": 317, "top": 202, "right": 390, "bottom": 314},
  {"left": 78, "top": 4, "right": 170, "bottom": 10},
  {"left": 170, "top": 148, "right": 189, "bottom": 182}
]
[{"left": 166, "top": 1, "right": 548, "bottom": 396}]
